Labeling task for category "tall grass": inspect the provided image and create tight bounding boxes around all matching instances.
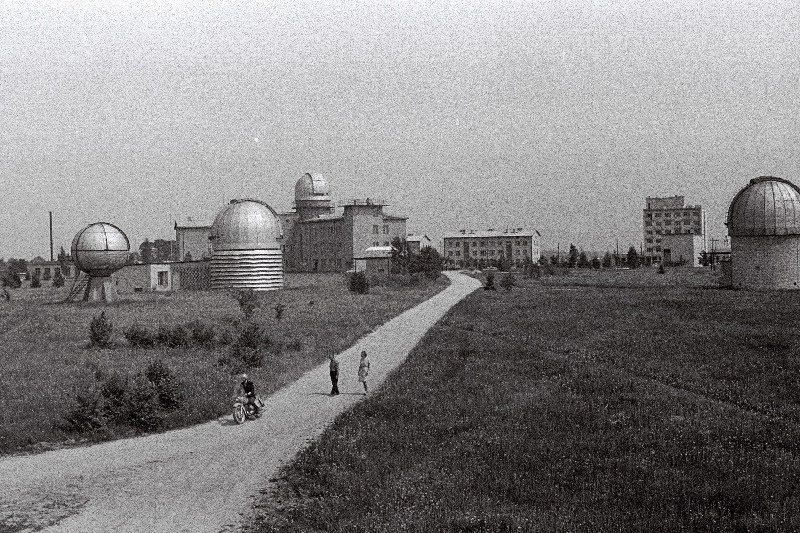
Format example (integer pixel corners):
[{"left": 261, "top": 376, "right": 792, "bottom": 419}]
[
  {"left": 0, "top": 273, "right": 447, "bottom": 454},
  {"left": 249, "top": 271, "right": 800, "bottom": 531}
]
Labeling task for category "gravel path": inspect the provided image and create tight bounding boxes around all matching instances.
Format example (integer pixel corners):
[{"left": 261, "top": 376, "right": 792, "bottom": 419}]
[{"left": 0, "top": 271, "right": 481, "bottom": 532}]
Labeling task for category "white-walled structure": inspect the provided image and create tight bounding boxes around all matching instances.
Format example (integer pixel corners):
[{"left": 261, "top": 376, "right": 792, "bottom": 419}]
[
  {"left": 210, "top": 199, "right": 284, "bottom": 291},
  {"left": 727, "top": 176, "right": 800, "bottom": 290}
]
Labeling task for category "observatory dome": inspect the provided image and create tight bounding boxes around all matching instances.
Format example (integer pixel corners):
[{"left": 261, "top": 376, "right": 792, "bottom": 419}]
[
  {"left": 728, "top": 177, "right": 800, "bottom": 236},
  {"left": 210, "top": 199, "right": 282, "bottom": 251},
  {"left": 295, "top": 173, "right": 330, "bottom": 202},
  {"left": 70, "top": 222, "right": 130, "bottom": 277}
]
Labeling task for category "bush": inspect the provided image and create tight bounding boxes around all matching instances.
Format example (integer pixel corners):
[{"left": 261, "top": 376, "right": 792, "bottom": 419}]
[
  {"left": 89, "top": 311, "right": 114, "bottom": 348},
  {"left": 226, "top": 322, "right": 271, "bottom": 369},
  {"left": 187, "top": 320, "right": 216, "bottom": 345},
  {"left": 484, "top": 271, "right": 496, "bottom": 291},
  {"left": 123, "top": 324, "right": 156, "bottom": 348},
  {"left": 156, "top": 324, "right": 190, "bottom": 348},
  {"left": 2, "top": 271, "right": 21, "bottom": 289},
  {"left": 499, "top": 273, "right": 517, "bottom": 291},
  {"left": 62, "top": 387, "right": 106, "bottom": 433},
  {"left": 100, "top": 372, "right": 130, "bottom": 422},
  {"left": 126, "top": 376, "right": 163, "bottom": 432},
  {"left": 30, "top": 274, "right": 41, "bottom": 288},
  {"left": 52, "top": 269, "right": 65, "bottom": 287},
  {"left": 274, "top": 303, "right": 286, "bottom": 321},
  {"left": 234, "top": 289, "right": 260, "bottom": 320},
  {"left": 145, "top": 359, "right": 183, "bottom": 412},
  {"left": 349, "top": 271, "right": 369, "bottom": 294}
]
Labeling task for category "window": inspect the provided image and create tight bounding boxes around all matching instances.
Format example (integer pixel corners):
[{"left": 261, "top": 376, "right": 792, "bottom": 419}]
[
  {"left": 480, "top": 250, "right": 486, "bottom": 256},
  {"left": 383, "top": 225, "right": 389, "bottom": 234},
  {"left": 645, "top": 221, "right": 652, "bottom": 227},
  {"left": 646, "top": 247, "right": 653, "bottom": 252},
  {"left": 665, "top": 212, "right": 671, "bottom": 218},
  {"left": 373, "top": 225, "right": 379, "bottom": 234},
  {"left": 645, "top": 213, "right": 652, "bottom": 218},
  {"left": 455, "top": 251, "right": 460, "bottom": 256},
  {"left": 490, "top": 250, "right": 495, "bottom": 256},
  {"left": 480, "top": 241, "right": 485, "bottom": 247},
  {"left": 157, "top": 271, "right": 169, "bottom": 286},
  {"left": 655, "top": 213, "right": 662, "bottom": 217}
]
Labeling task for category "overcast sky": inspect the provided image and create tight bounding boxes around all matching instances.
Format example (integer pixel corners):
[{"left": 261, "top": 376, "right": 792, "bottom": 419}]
[{"left": 2, "top": 0, "right": 798, "bottom": 259}]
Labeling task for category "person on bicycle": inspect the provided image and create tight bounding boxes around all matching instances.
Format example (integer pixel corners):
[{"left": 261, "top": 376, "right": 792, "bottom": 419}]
[{"left": 237, "top": 373, "right": 260, "bottom": 417}]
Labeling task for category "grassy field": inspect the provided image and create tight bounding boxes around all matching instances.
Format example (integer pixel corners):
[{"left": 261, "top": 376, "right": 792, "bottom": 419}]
[
  {"left": 249, "top": 267, "right": 800, "bottom": 532},
  {"left": 0, "top": 273, "right": 447, "bottom": 454}
]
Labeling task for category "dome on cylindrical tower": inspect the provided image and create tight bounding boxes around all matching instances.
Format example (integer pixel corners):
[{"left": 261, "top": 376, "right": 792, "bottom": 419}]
[
  {"left": 210, "top": 199, "right": 282, "bottom": 251},
  {"left": 210, "top": 199, "right": 284, "bottom": 291},
  {"left": 727, "top": 176, "right": 800, "bottom": 290},
  {"left": 71, "top": 222, "right": 130, "bottom": 277},
  {"left": 727, "top": 177, "right": 800, "bottom": 236},
  {"left": 294, "top": 173, "right": 330, "bottom": 203}
]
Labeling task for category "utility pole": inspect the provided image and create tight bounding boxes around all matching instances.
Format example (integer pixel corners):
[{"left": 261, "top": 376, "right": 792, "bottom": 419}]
[
  {"left": 49, "top": 211, "right": 54, "bottom": 262},
  {"left": 710, "top": 238, "right": 718, "bottom": 272}
]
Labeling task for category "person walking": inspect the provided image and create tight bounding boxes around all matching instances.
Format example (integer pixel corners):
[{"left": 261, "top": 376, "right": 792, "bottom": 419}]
[
  {"left": 358, "top": 350, "right": 370, "bottom": 395},
  {"left": 329, "top": 353, "right": 340, "bottom": 395}
]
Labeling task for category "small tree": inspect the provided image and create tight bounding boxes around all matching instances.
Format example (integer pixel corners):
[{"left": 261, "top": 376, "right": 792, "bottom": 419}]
[
  {"left": 484, "top": 271, "right": 496, "bottom": 290},
  {"left": 52, "top": 269, "right": 65, "bottom": 287},
  {"left": 626, "top": 246, "right": 639, "bottom": 269},
  {"left": 30, "top": 273, "right": 41, "bottom": 288},
  {"left": 499, "top": 273, "right": 517, "bottom": 291},
  {"left": 567, "top": 244, "right": 578, "bottom": 268},
  {"left": 602, "top": 252, "right": 612, "bottom": 268},
  {"left": 417, "top": 246, "right": 443, "bottom": 279},
  {"left": 274, "top": 303, "right": 286, "bottom": 320},
  {"left": 90, "top": 311, "right": 114, "bottom": 348},
  {"left": 591, "top": 256, "right": 601, "bottom": 269},
  {"left": 234, "top": 289, "right": 260, "bottom": 320},
  {"left": 349, "top": 271, "right": 369, "bottom": 294},
  {"left": 577, "top": 251, "right": 589, "bottom": 268}
]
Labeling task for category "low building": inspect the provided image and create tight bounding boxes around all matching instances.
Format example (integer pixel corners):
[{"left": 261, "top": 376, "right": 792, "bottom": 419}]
[
  {"left": 114, "top": 263, "right": 175, "bottom": 293},
  {"left": 353, "top": 246, "right": 393, "bottom": 276},
  {"left": 661, "top": 234, "right": 704, "bottom": 267},
  {"left": 442, "top": 228, "right": 541, "bottom": 269},
  {"left": 28, "top": 258, "right": 77, "bottom": 281},
  {"left": 406, "top": 234, "right": 432, "bottom": 255}
]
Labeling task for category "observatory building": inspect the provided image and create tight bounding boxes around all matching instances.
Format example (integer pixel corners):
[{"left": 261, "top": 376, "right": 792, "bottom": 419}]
[
  {"left": 727, "top": 176, "right": 800, "bottom": 290},
  {"left": 175, "top": 173, "right": 408, "bottom": 273},
  {"left": 210, "top": 199, "right": 284, "bottom": 291},
  {"left": 71, "top": 222, "right": 130, "bottom": 301}
]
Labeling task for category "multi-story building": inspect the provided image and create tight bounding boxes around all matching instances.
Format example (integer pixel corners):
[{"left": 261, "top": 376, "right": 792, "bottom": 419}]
[
  {"left": 175, "top": 173, "right": 408, "bottom": 273},
  {"left": 643, "top": 196, "right": 703, "bottom": 263},
  {"left": 442, "top": 228, "right": 541, "bottom": 269}
]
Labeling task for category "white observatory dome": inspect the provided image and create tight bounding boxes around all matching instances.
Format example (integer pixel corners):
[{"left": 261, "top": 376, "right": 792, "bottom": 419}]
[
  {"left": 71, "top": 222, "right": 130, "bottom": 277},
  {"left": 728, "top": 177, "right": 800, "bottom": 236},
  {"left": 210, "top": 199, "right": 283, "bottom": 251},
  {"left": 294, "top": 173, "right": 330, "bottom": 203}
]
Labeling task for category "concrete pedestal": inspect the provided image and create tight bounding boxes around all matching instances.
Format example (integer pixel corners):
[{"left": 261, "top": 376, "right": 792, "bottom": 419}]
[{"left": 84, "top": 276, "right": 118, "bottom": 302}]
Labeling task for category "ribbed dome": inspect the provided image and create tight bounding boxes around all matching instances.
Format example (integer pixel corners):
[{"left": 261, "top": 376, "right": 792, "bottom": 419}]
[
  {"left": 210, "top": 199, "right": 282, "bottom": 251},
  {"left": 294, "top": 173, "right": 330, "bottom": 202},
  {"left": 71, "top": 222, "right": 130, "bottom": 276},
  {"left": 727, "top": 177, "right": 800, "bottom": 236}
]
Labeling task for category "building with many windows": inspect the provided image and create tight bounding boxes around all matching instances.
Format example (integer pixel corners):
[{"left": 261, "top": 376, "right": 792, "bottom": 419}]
[
  {"left": 442, "top": 228, "right": 540, "bottom": 269},
  {"left": 643, "top": 196, "right": 704, "bottom": 263}
]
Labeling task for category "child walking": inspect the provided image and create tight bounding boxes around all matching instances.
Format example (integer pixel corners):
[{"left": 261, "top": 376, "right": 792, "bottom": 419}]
[{"left": 358, "top": 350, "right": 370, "bottom": 395}]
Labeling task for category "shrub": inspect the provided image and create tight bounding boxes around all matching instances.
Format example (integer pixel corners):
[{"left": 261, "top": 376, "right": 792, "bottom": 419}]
[
  {"left": 123, "top": 324, "right": 156, "bottom": 348},
  {"left": 100, "top": 372, "right": 130, "bottom": 421},
  {"left": 274, "top": 303, "right": 286, "bottom": 321},
  {"left": 234, "top": 289, "right": 260, "bottom": 320},
  {"left": 484, "top": 271, "right": 496, "bottom": 291},
  {"left": 227, "top": 322, "right": 271, "bottom": 369},
  {"left": 126, "top": 376, "right": 163, "bottom": 432},
  {"left": 30, "top": 273, "right": 41, "bottom": 288},
  {"left": 89, "top": 311, "right": 114, "bottom": 348},
  {"left": 52, "top": 269, "right": 65, "bottom": 287},
  {"left": 145, "top": 359, "right": 183, "bottom": 412},
  {"left": 499, "top": 273, "right": 517, "bottom": 291},
  {"left": 187, "top": 319, "right": 216, "bottom": 345},
  {"left": 349, "top": 271, "right": 369, "bottom": 294},
  {"left": 2, "top": 271, "right": 21, "bottom": 289},
  {"left": 62, "top": 387, "right": 106, "bottom": 433},
  {"left": 156, "top": 324, "right": 190, "bottom": 348},
  {"left": 218, "top": 328, "right": 234, "bottom": 345}
]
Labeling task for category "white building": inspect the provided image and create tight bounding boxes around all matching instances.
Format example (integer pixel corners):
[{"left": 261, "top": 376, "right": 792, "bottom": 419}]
[{"left": 442, "top": 228, "right": 541, "bottom": 269}]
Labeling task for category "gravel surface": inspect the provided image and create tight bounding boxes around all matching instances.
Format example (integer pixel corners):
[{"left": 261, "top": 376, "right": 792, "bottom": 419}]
[{"left": 0, "top": 272, "right": 481, "bottom": 533}]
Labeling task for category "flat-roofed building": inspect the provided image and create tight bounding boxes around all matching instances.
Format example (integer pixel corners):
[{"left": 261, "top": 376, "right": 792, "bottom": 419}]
[
  {"left": 643, "top": 195, "right": 704, "bottom": 263},
  {"left": 406, "top": 234, "right": 432, "bottom": 255},
  {"left": 442, "top": 228, "right": 541, "bottom": 269}
]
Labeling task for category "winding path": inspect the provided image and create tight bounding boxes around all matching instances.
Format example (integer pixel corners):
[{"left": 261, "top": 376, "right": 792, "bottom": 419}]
[{"left": 0, "top": 271, "right": 481, "bottom": 532}]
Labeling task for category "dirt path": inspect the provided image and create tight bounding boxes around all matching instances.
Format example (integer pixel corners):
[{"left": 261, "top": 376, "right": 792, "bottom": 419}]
[{"left": 0, "top": 272, "right": 481, "bottom": 533}]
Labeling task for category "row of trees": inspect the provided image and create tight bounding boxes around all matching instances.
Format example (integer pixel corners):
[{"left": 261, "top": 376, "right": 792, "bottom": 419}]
[{"left": 550, "top": 244, "right": 642, "bottom": 269}]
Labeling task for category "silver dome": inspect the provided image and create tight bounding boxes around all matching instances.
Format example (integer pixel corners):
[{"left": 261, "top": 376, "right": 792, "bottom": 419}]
[
  {"left": 294, "top": 173, "right": 330, "bottom": 202},
  {"left": 727, "top": 177, "right": 800, "bottom": 236},
  {"left": 71, "top": 222, "right": 130, "bottom": 276},
  {"left": 210, "top": 199, "right": 283, "bottom": 251}
]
